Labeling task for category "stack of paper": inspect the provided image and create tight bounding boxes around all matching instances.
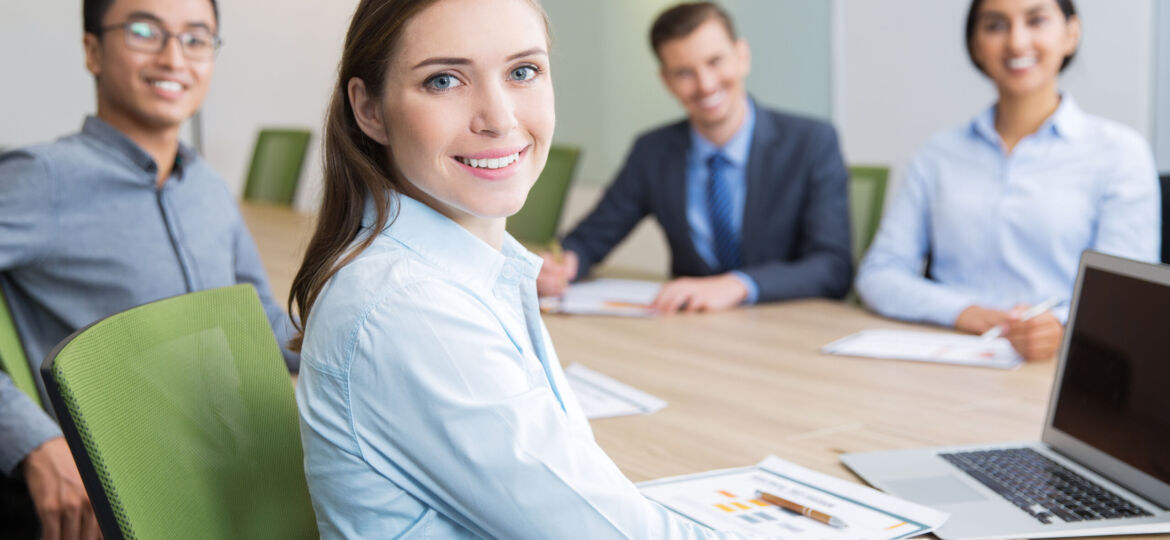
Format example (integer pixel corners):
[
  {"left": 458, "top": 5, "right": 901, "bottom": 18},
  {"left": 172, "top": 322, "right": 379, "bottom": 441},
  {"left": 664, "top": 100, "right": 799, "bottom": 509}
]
[
  {"left": 540, "top": 278, "right": 660, "bottom": 317},
  {"left": 822, "top": 329, "right": 1023, "bottom": 369},
  {"left": 640, "top": 456, "right": 949, "bottom": 538},
  {"left": 564, "top": 363, "right": 667, "bottom": 419}
]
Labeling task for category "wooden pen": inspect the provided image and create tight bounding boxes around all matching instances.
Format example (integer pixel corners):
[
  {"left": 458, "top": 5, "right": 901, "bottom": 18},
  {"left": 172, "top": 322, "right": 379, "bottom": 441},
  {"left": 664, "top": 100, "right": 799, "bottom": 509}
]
[{"left": 756, "top": 490, "right": 848, "bottom": 529}]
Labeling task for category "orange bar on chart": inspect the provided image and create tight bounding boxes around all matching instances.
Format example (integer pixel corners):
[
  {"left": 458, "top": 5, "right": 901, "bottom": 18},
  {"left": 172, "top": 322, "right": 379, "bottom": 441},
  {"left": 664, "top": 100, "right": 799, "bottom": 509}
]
[
  {"left": 717, "top": 490, "right": 737, "bottom": 498},
  {"left": 732, "top": 502, "right": 752, "bottom": 510},
  {"left": 715, "top": 504, "right": 735, "bottom": 513},
  {"left": 750, "top": 499, "right": 769, "bottom": 507}
]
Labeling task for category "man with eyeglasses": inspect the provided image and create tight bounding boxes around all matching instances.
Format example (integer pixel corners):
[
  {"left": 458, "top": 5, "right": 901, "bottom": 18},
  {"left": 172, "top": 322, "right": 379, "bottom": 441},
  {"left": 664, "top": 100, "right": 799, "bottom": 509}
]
[{"left": 0, "top": 1, "right": 297, "bottom": 538}]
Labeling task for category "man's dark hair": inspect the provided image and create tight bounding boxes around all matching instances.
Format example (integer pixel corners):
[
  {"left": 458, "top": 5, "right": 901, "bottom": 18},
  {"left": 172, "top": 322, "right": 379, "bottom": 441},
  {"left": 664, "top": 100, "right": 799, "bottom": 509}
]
[
  {"left": 965, "top": 0, "right": 1077, "bottom": 74},
  {"left": 83, "top": 0, "right": 220, "bottom": 34},
  {"left": 649, "top": 2, "right": 736, "bottom": 60}
]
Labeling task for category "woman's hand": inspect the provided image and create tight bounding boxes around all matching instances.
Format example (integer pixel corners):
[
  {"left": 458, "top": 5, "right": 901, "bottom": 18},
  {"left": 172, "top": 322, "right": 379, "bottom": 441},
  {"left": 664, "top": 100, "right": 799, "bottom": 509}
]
[
  {"left": 1004, "top": 308, "right": 1064, "bottom": 361},
  {"left": 955, "top": 305, "right": 1011, "bottom": 334}
]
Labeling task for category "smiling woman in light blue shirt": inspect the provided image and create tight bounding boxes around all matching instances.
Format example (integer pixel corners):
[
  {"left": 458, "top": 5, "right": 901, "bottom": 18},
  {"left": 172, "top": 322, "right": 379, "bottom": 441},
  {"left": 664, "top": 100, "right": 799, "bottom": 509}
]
[
  {"left": 288, "top": 0, "right": 751, "bottom": 538},
  {"left": 856, "top": 0, "right": 1159, "bottom": 361}
]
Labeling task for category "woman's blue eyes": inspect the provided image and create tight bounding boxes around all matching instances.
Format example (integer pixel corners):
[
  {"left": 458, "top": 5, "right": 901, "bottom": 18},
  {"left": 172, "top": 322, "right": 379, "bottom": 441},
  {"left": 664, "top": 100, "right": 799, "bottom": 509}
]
[
  {"left": 426, "top": 73, "right": 461, "bottom": 90},
  {"left": 510, "top": 65, "right": 538, "bottom": 81},
  {"left": 425, "top": 66, "right": 539, "bottom": 91}
]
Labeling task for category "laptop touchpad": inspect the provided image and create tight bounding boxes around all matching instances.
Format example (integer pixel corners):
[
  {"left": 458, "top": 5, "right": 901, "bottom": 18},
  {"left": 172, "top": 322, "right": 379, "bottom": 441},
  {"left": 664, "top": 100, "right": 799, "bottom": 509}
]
[{"left": 885, "top": 476, "right": 988, "bottom": 505}]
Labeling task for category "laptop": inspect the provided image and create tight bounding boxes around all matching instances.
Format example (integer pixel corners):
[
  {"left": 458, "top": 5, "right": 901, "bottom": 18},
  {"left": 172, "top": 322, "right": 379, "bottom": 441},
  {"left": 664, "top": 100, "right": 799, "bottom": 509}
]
[{"left": 842, "top": 251, "right": 1170, "bottom": 539}]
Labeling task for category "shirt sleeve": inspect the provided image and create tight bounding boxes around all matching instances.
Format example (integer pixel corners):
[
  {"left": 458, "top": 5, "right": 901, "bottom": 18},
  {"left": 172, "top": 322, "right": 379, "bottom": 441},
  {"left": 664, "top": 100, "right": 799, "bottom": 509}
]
[
  {"left": 729, "top": 270, "right": 759, "bottom": 304},
  {"left": 230, "top": 212, "right": 300, "bottom": 372},
  {"left": 344, "top": 281, "right": 750, "bottom": 540},
  {"left": 0, "top": 150, "right": 56, "bottom": 271},
  {"left": 1090, "top": 132, "right": 1161, "bottom": 263},
  {"left": 561, "top": 140, "right": 653, "bottom": 280},
  {"left": 0, "top": 372, "right": 62, "bottom": 476},
  {"left": 855, "top": 154, "right": 978, "bottom": 327}
]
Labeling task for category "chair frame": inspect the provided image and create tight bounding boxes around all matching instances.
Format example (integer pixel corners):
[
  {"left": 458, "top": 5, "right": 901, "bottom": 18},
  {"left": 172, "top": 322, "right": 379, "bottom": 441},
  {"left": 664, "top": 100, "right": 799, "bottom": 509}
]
[{"left": 42, "top": 314, "right": 130, "bottom": 539}]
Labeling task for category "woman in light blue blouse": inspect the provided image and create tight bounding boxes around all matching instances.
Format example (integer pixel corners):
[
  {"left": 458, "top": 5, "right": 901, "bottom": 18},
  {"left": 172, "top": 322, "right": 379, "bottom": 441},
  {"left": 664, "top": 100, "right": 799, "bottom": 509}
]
[
  {"left": 287, "top": 0, "right": 750, "bottom": 538},
  {"left": 856, "top": 0, "right": 1160, "bottom": 361}
]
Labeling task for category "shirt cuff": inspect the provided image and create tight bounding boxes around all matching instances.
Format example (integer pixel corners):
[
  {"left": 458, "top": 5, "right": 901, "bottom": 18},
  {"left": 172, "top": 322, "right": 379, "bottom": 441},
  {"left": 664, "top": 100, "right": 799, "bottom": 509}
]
[
  {"left": 934, "top": 293, "right": 981, "bottom": 328},
  {"left": 0, "top": 393, "right": 63, "bottom": 476},
  {"left": 729, "top": 270, "right": 759, "bottom": 305}
]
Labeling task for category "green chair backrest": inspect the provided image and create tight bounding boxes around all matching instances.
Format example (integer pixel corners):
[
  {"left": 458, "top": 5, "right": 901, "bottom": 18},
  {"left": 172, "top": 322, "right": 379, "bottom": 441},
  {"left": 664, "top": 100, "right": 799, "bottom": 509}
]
[
  {"left": 42, "top": 285, "right": 317, "bottom": 540},
  {"left": 848, "top": 165, "right": 890, "bottom": 263},
  {"left": 506, "top": 145, "right": 582, "bottom": 246},
  {"left": 243, "top": 128, "right": 312, "bottom": 206},
  {"left": 0, "top": 287, "right": 41, "bottom": 407}
]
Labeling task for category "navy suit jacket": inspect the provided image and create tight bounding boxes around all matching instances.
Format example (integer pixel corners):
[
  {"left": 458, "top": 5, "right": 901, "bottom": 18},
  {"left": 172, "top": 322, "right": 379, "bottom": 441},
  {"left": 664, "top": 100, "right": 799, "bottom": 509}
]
[{"left": 562, "top": 106, "right": 853, "bottom": 302}]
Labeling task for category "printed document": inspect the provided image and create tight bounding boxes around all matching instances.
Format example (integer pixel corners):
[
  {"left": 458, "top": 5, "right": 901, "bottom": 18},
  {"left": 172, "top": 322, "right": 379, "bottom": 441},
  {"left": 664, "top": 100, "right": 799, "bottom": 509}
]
[
  {"left": 821, "top": 329, "right": 1023, "bottom": 369},
  {"left": 640, "top": 456, "right": 949, "bottom": 538},
  {"left": 540, "top": 278, "right": 660, "bottom": 317},
  {"left": 565, "top": 363, "right": 667, "bottom": 419}
]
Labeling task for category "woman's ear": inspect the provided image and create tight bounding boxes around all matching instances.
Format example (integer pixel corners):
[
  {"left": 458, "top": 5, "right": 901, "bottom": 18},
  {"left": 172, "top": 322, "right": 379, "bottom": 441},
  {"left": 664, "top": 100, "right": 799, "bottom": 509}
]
[
  {"left": 348, "top": 77, "right": 391, "bottom": 145},
  {"left": 1063, "top": 15, "right": 1081, "bottom": 59}
]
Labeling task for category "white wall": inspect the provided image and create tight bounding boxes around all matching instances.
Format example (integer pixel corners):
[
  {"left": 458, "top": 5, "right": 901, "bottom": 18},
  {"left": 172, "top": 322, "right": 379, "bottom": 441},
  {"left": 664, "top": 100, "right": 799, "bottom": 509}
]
[
  {"left": 1, "top": 2, "right": 97, "bottom": 148},
  {"left": 1156, "top": 1, "right": 1170, "bottom": 172},
  {"left": 834, "top": 0, "right": 1156, "bottom": 192},
  {"left": 202, "top": 0, "right": 357, "bottom": 212}
]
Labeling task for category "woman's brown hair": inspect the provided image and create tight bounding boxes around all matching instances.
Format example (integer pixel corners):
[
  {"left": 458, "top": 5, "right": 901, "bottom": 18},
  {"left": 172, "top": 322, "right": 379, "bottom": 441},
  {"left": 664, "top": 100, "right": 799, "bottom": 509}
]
[{"left": 289, "top": 0, "right": 549, "bottom": 351}]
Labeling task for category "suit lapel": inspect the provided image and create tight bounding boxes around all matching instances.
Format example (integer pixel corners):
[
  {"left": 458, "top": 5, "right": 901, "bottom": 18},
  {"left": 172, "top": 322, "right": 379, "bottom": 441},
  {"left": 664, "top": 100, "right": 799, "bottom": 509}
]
[
  {"left": 742, "top": 107, "right": 777, "bottom": 264},
  {"left": 664, "top": 124, "right": 718, "bottom": 274}
]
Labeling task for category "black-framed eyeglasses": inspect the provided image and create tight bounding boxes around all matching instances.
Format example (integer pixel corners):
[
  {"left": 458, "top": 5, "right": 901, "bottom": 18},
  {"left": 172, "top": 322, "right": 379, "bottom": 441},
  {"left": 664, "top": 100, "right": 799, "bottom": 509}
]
[{"left": 99, "top": 20, "right": 223, "bottom": 60}]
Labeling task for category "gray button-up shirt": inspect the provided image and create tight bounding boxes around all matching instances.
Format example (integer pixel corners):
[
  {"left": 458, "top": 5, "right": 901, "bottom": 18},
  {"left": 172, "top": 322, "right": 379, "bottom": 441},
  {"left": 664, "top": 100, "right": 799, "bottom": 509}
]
[{"left": 0, "top": 116, "right": 298, "bottom": 474}]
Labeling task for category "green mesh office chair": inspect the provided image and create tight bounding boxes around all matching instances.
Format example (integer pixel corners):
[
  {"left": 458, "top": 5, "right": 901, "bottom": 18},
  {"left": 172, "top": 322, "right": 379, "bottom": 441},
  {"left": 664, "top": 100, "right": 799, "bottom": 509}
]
[
  {"left": 243, "top": 128, "right": 312, "bottom": 206},
  {"left": 848, "top": 165, "right": 890, "bottom": 263},
  {"left": 0, "top": 286, "right": 41, "bottom": 407},
  {"left": 506, "top": 145, "right": 582, "bottom": 246},
  {"left": 41, "top": 284, "right": 317, "bottom": 539}
]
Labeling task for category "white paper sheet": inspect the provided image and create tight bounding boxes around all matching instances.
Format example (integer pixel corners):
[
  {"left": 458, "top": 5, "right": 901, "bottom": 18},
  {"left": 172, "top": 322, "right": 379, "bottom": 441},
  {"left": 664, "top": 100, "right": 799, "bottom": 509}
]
[
  {"left": 821, "top": 329, "right": 1023, "bottom": 369},
  {"left": 540, "top": 278, "right": 660, "bottom": 317},
  {"left": 564, "top": 363, "right": 667, "bottom": 419},
  {"left": 640, "top": 456, "right": 949, "bottom": 539}
]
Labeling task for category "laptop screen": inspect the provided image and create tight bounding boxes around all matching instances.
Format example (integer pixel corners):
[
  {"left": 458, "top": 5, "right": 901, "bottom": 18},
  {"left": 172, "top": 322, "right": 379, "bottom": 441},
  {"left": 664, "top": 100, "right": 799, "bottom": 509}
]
[{"left": 1050, "top": 265, "right": 1170, "bottom": 486}]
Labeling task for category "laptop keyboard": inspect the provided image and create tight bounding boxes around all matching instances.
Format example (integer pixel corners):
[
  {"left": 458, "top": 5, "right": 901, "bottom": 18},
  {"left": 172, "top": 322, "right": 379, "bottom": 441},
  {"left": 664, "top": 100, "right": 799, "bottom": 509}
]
[{"left": 939, "top": 448, "right": 1153, "bottom": 524}]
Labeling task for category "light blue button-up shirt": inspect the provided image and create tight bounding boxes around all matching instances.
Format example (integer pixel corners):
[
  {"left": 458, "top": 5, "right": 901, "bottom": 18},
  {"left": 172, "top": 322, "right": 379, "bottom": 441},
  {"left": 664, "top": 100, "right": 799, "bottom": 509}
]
[
  {"left": 0, "top": 116, "right": 297, "bottom": 475},
  {"left": 687, "top": 99, "right": 759, "bottom": 303},
  {"left": 856, "top": 95, "right": 1160, "bottom": 326},
  {"left": 297, "top": 195, "right": 745, "bottom": 539}
]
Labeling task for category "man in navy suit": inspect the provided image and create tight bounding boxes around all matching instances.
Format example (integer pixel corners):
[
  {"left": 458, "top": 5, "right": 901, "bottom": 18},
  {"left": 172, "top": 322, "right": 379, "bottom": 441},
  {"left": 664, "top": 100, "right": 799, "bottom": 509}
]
[{"left": 537, "top": 1, "right": 852, "bottom": 312}]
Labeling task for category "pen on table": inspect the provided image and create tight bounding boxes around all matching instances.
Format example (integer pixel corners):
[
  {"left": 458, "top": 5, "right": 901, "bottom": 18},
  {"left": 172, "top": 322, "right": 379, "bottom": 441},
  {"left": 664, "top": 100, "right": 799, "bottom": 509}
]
[
  {"left": 755, "top": 490, "right": 848, "bottom": 529},
  {"left": 980, "top": 296, "right": 1060, "bottom": 341}
]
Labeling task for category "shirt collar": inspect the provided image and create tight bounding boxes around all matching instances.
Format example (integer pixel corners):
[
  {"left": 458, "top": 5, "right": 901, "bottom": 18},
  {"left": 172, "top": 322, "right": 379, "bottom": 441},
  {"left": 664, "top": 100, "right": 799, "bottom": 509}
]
[
  {"left": 80, "top": 115, "right": 198, "bottom": 182},
  {"left": 970, "top": 92, "right": 1086, "bottom": 145},
  {"left": 689, "top": 96, "right": 757, "bottom": 168},
  {"left": 370, "top": 194, "right": 542, "bottom": 293}
]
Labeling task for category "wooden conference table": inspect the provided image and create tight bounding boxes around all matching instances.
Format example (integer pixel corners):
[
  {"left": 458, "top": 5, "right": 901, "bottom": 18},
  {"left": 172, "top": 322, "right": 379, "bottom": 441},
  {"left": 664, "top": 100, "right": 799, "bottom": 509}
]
[{"left": 240, "top": 201, "right": 1155, "bottom": 540}]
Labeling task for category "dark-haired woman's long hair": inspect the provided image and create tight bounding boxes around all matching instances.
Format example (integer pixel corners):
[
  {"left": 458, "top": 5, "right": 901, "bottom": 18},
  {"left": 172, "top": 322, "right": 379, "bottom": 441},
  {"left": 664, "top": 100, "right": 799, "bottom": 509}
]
[{"left": 287, "top": 0, "right": 441, "bottom": 351}]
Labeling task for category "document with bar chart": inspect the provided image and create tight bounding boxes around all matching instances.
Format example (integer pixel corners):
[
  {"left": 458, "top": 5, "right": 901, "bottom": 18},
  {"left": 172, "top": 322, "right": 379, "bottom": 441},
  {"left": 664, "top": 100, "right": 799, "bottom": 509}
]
[{"left": 639, "top": 456, "right": 948, "bottom": 539}]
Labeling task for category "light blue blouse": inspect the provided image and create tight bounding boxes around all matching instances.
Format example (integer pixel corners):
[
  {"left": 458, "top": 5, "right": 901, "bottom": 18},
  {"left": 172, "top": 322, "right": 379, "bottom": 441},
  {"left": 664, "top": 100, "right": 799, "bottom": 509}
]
[
  {"left": 856, "top": 95, "right": 1160, "bottom": 326},
  {"left": 296, "top": 195, "right": 742, "bottom": 539}
]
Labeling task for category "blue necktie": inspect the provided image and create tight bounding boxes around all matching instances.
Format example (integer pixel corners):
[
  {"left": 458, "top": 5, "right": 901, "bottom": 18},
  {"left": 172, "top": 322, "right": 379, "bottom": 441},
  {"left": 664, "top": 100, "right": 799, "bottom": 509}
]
[{"left": 706, "top": 153, "right": 741, "bottom": 271}]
